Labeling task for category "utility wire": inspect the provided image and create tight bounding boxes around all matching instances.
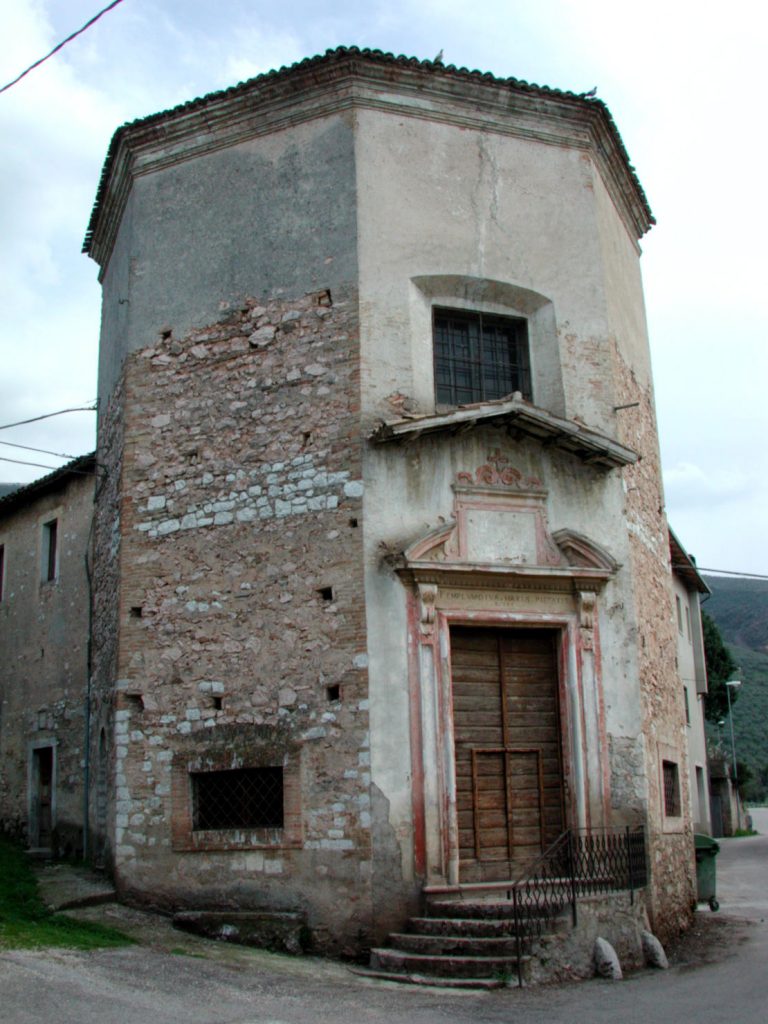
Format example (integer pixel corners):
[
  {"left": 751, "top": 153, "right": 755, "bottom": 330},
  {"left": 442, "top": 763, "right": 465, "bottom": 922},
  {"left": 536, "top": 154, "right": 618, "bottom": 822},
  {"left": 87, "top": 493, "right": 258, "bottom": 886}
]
[
  {"left": 0, "top": 439, "right": 79, "bottom": 460},
  {"left": 695, "top": 568, "right": 768, "bottom": 581},
  {"left": 0, "top": 456, "right": 100, "bottom": 478},
  {"left": 0, "top": 405, "right": 96, "bottom": 431},
  {"left": 0, "top": 0, "right": 127, "bottom": 95},
  {"left": 0, "top": 456, "right": 66, "bottom": 471}
]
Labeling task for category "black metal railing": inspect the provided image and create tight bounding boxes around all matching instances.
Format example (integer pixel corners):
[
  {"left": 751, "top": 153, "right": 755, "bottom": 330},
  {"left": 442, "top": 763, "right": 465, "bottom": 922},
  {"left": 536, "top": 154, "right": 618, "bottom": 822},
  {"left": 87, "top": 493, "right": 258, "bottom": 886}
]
[{"left": 508, "top": 826, "right": 647, "bottom": 987}]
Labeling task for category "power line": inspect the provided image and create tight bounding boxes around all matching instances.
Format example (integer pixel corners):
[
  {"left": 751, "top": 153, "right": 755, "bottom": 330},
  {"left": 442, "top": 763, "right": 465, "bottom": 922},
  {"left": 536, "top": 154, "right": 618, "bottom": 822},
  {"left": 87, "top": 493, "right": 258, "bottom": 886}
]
[
  {"left": 0, "top": 456, "right": 101, "bottom": 480},
  {"left": 0, "top": 440, "right": 79, "bottom": 460},
  {"left": 0, "top": 0, "right": 127, "bottom": 95},
  {"left": 0, "top": 405, "right": 96, "bottom": 431},
  {"left": 0, "top": 456, "right": 65, "bottom": 471},
  {"left": 696, "top": 568, "right": 768, "bottom": 581}
]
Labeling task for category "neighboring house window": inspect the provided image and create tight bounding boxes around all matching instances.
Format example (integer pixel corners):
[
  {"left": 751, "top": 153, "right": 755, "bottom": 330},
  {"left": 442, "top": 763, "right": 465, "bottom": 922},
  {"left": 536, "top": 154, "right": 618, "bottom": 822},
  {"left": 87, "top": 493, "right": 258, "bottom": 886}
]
[
  {"left": 191, "top": 766, "right": 284, "bottom": 830},
  {"left": 662, "top": 760, "right": 681, "bottom": 817},
  {"left": 683, "top": 686, "right": 690, "bottom": 725},
  {"left": 0, "top": 543, "right": 4, "bottom": 600},
  {"left": 42, "top": 519, "right": 58, "bottom": 582},
  {"left": 433, "top": 308, "right": 531, "bottom": 406},
  {"left": 675, "top": 594, "right": 683, "bottom": 633}
]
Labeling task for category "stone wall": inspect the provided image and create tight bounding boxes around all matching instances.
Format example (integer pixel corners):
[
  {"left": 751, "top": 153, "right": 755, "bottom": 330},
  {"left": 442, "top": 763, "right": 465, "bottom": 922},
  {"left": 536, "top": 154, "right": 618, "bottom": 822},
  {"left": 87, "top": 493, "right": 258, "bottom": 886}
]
[
  {"left": 94, "top": 286, "right": 386, "bottom": 953},
  {"left": 90, "top": 380, "right": 125, "bottom": 864},
  {"left": 611, "top": 342, "right": 696, "bottom": 939}
]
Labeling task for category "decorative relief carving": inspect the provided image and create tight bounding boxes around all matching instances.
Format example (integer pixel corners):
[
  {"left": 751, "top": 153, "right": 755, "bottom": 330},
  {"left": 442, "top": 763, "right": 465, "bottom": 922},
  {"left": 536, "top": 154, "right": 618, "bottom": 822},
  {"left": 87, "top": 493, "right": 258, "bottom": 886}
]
[
  {"left": 456, "top": 449, "right": 544, "bottom": 491},
  {"left": 579, "top": 590, "right": 598, "bottom": 650},
  {"left": 418, "top": 583, "right": 438, "bottom": 634}
]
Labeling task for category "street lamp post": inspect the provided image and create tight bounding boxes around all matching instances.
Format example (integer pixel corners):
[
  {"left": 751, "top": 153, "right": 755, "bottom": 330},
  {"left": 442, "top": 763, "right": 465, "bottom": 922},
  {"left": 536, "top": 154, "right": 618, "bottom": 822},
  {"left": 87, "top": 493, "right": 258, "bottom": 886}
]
[{"left": 726, "top": 680, "right": 742, "bottom": 831}]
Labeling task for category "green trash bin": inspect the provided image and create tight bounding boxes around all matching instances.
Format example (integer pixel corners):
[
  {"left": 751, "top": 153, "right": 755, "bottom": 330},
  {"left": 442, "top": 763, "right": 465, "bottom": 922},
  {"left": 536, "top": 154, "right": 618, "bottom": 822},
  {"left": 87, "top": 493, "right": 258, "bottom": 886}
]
[{"left": 694, "top": 833, "right": 720, "bottom": 911}]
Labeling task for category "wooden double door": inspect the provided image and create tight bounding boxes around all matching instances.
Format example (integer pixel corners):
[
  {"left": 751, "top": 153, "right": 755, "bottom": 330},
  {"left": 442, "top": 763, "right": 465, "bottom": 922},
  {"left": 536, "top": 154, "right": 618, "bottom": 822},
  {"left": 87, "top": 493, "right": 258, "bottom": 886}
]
[{"left": 450, "top": 627, "right": 565, "bottom": 882}]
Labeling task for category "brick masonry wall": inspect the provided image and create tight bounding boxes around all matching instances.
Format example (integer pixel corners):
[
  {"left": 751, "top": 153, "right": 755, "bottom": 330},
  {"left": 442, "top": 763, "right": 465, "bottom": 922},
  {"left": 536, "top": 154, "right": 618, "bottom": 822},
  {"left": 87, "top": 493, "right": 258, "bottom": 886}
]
[
  {"left": 90, "top": 379, "right": 125, "bottom": 864},
  {"left": 96, "top": 286, "right": 377, "bottom": 954},
  {"left": 611, "top": 341, "right": 695, "bottom": 940}
]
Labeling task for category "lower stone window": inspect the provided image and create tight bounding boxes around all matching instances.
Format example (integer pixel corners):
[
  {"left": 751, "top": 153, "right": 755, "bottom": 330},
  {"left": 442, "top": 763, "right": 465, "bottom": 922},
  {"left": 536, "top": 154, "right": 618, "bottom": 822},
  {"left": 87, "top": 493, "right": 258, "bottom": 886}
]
[
  {"left": 192, "top": 766, "right": 284, "bottom": 830},
  {"left": 171, "top": 737, "right": 301, "bottom": 852},
  {"left": 662, "top": 759, "right": 681, "bottom": 817}
]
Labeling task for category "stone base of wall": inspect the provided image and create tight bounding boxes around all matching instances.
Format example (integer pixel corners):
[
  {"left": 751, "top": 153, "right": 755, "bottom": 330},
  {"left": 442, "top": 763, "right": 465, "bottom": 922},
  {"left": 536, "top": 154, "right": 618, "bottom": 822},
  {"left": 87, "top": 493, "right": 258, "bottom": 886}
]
[{"left": 528, "top": 892, "right": 650, "bottom": 984}]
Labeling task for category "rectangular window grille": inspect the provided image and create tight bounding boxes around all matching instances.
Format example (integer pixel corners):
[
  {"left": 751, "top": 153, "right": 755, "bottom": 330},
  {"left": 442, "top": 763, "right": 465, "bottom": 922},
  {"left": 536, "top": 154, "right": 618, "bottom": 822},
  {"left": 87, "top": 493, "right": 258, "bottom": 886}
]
[
  {"left": 433, "top": 308, "right": 531, "bottom": 406},
  {"left": 192, "top": 767, "right": 284, "bottom": 830},
  {"left": 662, "top": 760, "right": 681, "bottom": 817}
]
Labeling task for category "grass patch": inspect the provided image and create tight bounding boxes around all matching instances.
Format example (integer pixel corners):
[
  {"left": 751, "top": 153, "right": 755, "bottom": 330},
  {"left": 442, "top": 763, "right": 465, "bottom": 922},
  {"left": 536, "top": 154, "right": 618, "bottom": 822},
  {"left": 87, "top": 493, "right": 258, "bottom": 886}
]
[{"left": 0, "top": 837, "right": 132, "bottom": 951}]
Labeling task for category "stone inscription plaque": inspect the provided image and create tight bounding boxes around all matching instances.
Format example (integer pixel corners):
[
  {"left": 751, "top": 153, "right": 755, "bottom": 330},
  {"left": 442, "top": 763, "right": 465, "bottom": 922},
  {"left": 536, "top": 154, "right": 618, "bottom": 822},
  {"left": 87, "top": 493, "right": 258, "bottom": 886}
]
[{"left": 437, "top": 588, "right": 575, "bottom": 612}]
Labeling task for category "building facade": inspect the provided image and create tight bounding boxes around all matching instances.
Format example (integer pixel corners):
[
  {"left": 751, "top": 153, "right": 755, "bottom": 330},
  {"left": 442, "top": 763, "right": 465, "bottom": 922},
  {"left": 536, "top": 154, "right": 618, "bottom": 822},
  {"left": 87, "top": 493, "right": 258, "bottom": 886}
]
[
  {"left": 79, "top": 48, "right": 694, "bottom": 952},
  {"left": 0, "top": 456, "right": 96, "bottom": 856},
  {"left": 669, "top": 530, "right": 712, "bottom": 834}
]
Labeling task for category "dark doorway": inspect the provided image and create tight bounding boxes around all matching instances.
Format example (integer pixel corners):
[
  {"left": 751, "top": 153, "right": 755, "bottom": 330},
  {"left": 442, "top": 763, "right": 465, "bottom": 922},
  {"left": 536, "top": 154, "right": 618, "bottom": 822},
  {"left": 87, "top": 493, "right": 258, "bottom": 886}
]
[{"left": 32, "top": 746, "right": 54, "bottom": 849}]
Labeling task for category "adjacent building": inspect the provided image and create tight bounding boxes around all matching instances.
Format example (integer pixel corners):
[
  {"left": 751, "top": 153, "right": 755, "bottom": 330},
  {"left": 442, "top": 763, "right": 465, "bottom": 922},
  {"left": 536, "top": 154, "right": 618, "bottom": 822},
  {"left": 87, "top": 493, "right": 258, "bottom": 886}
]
[
  {"left": 669, "top": 529, "right": 712, "bottom": 834},
  {"left": 0, "top": 455, "right": 96, "bottom": 856}
]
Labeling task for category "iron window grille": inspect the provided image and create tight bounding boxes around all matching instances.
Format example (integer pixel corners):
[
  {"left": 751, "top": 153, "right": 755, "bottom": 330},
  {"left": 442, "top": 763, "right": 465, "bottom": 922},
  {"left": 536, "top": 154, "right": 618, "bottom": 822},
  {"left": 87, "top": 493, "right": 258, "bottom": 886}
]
[
  {"left": 662, "top": 760, "right": 681, "bottom": 817},
  {"left": 192, "top": 766, "right": 284, "bottom": 830},
  {"left": 433, "top": 308, "right": 531, "bottom": 406}
]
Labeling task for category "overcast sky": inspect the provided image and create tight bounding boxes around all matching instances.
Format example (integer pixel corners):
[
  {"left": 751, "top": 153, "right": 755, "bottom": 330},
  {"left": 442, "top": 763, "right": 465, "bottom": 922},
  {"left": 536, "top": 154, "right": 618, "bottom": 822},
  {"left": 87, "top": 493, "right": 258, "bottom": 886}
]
[{"left": 1, "top": 0, "right": 766, "bottom": 575}]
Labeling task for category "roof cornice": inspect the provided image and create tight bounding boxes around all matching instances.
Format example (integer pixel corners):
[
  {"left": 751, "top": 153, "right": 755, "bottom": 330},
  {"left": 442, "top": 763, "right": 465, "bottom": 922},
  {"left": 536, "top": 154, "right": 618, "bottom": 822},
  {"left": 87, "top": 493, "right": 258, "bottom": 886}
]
[
  {"left": 84, "top": 47, "right": 654, "bottom": 273},
  {"left": 0, "top": 453, "right": 97, "bottom": 518}
]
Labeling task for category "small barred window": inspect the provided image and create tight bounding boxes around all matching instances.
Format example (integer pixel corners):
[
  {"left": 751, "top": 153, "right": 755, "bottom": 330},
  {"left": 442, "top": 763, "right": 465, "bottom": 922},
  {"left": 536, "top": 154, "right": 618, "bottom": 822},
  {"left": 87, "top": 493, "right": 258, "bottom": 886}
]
[
  {"left": 662, "top": 760, "right": 681, "bottom": 817},
  {"left": 192, "top": 766, "right": 284, "bottom": 830}
]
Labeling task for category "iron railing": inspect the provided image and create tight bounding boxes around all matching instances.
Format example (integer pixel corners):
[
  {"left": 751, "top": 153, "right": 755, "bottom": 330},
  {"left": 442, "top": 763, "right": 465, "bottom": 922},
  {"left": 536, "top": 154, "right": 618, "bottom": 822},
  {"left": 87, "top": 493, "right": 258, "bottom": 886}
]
[{"left": 508, "top": 826, "right": 647, "bottom": 986}]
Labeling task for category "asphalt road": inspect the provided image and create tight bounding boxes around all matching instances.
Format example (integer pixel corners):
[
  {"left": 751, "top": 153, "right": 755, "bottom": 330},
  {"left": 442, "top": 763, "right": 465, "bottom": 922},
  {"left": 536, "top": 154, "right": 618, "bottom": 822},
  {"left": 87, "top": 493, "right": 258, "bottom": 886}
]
[{"left": 1, "top": 815, "right": 767, "bottom": 1024}]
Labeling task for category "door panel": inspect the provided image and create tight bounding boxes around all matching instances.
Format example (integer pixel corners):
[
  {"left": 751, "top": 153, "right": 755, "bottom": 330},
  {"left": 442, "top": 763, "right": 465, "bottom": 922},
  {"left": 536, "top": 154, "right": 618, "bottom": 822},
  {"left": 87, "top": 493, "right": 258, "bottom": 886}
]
[{"left": 451, "top": 627, "right": 564, "bottom": 882}]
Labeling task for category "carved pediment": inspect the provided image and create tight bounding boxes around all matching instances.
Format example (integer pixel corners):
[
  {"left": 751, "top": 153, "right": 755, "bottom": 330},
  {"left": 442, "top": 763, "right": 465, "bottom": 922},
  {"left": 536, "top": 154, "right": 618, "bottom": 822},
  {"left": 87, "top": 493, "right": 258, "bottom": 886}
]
[
  {"left": 399, "top": 452, "right": 619, "bottom": 586},
  {"left": 552, "top": 529, "right": 620, "bottom": 573}
]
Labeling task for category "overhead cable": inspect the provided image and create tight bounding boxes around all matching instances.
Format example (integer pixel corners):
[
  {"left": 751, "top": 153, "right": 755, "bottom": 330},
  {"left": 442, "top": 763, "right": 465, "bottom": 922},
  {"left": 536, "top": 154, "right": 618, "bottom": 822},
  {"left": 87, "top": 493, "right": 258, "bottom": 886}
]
[
  {"left": 0, "top": 405, "right": 96, "bottom": 431},
  {"left": 0, "top": 439, "right": 79, "bottom": 460},
  {"left": 0, "top": 0, "right": 127, "bottom": 95}
]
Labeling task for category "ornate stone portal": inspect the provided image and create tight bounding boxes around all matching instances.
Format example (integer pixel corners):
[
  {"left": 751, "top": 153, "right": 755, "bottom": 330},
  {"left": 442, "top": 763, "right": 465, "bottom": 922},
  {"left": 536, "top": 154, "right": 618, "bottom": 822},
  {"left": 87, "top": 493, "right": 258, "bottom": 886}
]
[{"left": 397, "top": 453, "right": 620, "bottom": 886}]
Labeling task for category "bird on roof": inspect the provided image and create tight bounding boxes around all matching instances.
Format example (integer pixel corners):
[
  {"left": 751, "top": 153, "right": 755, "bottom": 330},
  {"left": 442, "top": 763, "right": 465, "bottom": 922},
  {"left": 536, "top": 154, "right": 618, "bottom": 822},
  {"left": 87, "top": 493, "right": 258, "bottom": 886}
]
[
  {"left": 583, "top": 87, "right": 598, "bottom": 98},
  {"left": 433, "top": 49, "right": 444, "bottom": 64}
]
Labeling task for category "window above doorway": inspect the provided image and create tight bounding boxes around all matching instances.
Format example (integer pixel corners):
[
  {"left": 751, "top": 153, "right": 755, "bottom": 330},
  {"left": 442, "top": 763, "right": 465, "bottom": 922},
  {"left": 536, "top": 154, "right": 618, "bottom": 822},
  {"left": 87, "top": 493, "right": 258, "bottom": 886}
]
[{"left": 433, "top": 308, "right": 531, "bottom": 406}]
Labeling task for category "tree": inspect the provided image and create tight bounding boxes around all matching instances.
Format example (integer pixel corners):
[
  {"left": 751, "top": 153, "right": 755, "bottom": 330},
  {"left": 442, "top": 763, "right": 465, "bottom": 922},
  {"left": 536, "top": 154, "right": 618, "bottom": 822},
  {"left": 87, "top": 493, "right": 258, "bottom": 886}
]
[{"left": 702, "top": 609, "right": 738, "bottom": 722}]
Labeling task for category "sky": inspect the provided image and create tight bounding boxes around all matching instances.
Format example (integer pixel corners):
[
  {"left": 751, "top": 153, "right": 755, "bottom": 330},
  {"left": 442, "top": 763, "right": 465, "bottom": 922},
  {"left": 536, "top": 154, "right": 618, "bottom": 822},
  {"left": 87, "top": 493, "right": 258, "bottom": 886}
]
[{"left": 1, "top": 0, "right": 766, "bottom": 575}]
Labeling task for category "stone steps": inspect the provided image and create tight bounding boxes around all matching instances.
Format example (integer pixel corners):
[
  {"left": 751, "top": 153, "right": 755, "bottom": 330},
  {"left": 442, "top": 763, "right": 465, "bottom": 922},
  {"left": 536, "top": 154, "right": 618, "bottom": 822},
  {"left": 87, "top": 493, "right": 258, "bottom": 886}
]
[
  {"left": 426, "top": 898, "right": 564, "bottom": 920},
  {"left": 173, "top": 910, "right": 306, "bottom": 954},
  {"left": 408, "top": 915, "right": 521, "bottom": 937},
  {"left": 388, "top": 932, "right": 522, "bottom": 957},
  {"left": 365, "top": 893, "right": 568, "bottom": 988},
  {"left": 369, "top": 947, "right": 525, "bottom": 981}
]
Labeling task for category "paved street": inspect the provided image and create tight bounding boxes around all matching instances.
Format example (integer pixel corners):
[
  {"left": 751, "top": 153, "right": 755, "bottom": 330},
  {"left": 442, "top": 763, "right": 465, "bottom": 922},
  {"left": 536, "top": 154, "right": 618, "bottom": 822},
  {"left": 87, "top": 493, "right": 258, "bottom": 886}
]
[{"left": 1, "top": 815, "right": 767, "bottom": 1024}]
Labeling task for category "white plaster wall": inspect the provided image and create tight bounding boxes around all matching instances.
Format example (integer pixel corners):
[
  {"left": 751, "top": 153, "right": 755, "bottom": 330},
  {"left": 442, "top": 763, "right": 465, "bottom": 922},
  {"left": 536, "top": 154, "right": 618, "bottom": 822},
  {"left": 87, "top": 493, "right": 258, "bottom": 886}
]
[
  {"left": 353, "top": 109, "right": 616, "bottom": 428},
  {"left": 352, "top": 107, "right": 653, "bottom": 871},
  {"left": 350, "top": 105, "right": 658, "bottom": 875},
  {"left": 593, "top": 170, "right": 654, "bottom": 388}
]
